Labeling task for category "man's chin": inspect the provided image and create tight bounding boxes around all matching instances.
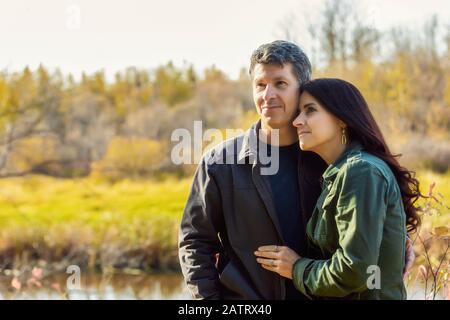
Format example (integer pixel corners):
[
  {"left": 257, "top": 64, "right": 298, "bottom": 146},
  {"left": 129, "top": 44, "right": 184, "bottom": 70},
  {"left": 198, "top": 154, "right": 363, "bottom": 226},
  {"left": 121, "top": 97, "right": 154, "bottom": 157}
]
[{"left": 261, "top": 117, "right": 289, "bottom": 130}]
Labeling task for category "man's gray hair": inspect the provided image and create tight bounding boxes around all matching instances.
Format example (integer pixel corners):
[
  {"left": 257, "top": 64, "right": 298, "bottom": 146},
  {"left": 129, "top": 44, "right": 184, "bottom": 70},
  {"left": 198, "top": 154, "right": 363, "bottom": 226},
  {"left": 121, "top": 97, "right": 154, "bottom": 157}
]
[{"left": 249, "top": 40, "right": 312, "bottom": 85}]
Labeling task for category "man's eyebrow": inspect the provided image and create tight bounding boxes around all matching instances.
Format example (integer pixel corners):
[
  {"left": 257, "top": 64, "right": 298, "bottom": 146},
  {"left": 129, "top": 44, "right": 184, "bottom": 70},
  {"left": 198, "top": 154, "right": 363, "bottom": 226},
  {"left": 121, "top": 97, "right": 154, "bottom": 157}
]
[
  {"left": 272, "top": 76, "right": 289, "bottom": 81},
  {"left": 254, "top": 76, "right": 290, "bottom": 83}
]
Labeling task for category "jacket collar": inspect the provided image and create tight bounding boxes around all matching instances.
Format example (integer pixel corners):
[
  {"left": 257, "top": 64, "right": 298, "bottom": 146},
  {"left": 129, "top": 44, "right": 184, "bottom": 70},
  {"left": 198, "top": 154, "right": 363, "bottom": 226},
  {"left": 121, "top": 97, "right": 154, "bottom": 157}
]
[
  {"left": 238, "top": 120, "right": 261, "bottom": 163},
  {"left": 322, "top": 141, "right": 364, "bottom": 182}
]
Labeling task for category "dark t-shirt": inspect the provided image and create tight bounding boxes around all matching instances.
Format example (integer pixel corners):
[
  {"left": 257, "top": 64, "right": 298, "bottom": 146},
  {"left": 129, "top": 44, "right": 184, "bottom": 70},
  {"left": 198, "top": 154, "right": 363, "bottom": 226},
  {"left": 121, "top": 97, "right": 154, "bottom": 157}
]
[{"left": 264, "top": 142, "right": 309, "bottom": 300}]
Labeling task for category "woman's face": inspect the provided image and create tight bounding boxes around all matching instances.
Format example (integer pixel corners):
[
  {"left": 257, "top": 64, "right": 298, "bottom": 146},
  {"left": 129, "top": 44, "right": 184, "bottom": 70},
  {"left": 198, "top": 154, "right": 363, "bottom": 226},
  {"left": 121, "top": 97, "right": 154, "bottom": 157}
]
[{"left": 293, "top": 91, "right": 345, "bottom": 152}]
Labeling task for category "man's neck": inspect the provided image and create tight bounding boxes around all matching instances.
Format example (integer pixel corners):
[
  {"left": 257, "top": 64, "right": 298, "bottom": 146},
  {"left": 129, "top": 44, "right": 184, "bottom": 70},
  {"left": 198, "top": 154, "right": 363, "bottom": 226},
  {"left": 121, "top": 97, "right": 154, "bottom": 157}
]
[{"left": 259, "top": 124, "right": 298, "bottom": 147}]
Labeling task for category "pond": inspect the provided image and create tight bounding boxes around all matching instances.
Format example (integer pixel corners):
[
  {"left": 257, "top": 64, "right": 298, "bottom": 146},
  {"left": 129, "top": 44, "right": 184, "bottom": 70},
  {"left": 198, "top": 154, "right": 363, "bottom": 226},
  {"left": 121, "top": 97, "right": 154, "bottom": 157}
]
[
  {"left": 0, "top": 271, "right": 444, "bottom": 300},
  {"left": 0, "top": 271, "right": 191, "bottom": 300}
]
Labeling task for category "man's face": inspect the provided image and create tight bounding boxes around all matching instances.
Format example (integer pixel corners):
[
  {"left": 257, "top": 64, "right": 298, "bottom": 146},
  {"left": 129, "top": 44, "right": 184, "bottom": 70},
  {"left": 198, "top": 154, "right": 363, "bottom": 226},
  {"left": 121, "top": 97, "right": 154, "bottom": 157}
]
[{"left": 252, "top": 63, "right": 300, "bottom": 131}]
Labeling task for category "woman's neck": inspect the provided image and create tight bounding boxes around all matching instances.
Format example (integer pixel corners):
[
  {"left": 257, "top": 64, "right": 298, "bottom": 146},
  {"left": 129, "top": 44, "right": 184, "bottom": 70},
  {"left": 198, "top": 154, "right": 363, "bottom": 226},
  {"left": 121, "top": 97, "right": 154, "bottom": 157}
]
[{"left": 314, "top": 140, "right": 347, "bottom": 165}]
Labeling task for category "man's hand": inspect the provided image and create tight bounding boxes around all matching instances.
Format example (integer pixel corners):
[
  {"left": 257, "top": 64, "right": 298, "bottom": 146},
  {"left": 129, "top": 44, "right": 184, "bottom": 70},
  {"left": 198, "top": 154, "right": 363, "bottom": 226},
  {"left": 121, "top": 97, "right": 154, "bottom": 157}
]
[
  {"left": 403, "top": 236, "right": 415, "bottom": 279},
  {"left": 254, "top": 245, "right": 300, "bottom": 279}
]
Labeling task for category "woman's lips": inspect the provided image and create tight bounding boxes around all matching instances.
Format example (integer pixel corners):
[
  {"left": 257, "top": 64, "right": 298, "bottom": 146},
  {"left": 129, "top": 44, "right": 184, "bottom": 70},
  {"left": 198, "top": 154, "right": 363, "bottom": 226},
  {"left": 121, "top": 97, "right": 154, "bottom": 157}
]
[{"left": 297, "top": 131, "right": 311, "bottom": 137}]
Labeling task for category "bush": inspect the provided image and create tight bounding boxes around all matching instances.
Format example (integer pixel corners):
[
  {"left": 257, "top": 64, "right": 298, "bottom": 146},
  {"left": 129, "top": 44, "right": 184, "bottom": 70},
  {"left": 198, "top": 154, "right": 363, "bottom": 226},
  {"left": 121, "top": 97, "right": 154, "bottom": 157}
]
[
  {"left": 91, "top": 137, "right": 167, "bottom": 180},
  {"left": 7, "top": 135, "right": 62, "bottom": 175},
  {"left": 399, "top": 136, "right": 450, "bottom": 174}
]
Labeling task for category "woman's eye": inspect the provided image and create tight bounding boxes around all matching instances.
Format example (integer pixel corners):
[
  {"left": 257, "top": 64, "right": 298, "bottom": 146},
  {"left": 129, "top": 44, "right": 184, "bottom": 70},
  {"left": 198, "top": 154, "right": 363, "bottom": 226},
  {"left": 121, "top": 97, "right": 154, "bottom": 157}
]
[{"left": 306, "top": 107, "right": 315, "bottom": 114}]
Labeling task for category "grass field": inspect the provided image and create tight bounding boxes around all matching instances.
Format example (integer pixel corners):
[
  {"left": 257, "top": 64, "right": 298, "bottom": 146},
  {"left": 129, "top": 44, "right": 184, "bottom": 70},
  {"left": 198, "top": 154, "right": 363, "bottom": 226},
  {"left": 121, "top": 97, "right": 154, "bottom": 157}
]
[
  {"left": 0, "top": 175, "right": 192, "bottom": 271},
  {"left": 0, "top": 170, "right": 448, "bottom": 273}
]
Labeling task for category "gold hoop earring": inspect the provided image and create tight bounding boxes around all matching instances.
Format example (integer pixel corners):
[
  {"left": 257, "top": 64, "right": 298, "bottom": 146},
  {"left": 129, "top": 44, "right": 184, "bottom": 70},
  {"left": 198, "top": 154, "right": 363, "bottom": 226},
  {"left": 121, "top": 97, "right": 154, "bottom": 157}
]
[{"left": 341, "top": 128, "right": 347, "bottom": 145}]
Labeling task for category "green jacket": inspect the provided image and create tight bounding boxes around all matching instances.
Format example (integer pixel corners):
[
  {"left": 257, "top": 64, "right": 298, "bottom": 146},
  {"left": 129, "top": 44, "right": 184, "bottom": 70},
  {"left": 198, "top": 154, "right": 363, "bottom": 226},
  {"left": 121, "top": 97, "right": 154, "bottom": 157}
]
[{"left": 292, "top": 142, "right": 407, "bottom": 300}]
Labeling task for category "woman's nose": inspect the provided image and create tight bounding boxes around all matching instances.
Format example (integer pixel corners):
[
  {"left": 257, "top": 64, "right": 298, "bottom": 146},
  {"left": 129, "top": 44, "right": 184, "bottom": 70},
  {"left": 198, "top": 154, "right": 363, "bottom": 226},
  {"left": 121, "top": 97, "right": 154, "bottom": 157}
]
[{"left": 293, "top": 113, "right": 304, "bottom": 127}]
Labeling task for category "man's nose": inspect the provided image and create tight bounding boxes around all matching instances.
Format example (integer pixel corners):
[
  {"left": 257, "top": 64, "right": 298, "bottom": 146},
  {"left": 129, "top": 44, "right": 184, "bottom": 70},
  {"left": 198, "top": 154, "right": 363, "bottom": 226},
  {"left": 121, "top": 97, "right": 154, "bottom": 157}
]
[{"left": 262, "top": 84, "right": 276, "bottom": 101}]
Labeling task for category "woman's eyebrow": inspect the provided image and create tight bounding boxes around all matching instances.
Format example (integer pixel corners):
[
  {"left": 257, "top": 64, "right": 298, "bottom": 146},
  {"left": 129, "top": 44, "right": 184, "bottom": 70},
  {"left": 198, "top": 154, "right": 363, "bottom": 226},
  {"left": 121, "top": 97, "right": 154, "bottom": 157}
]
[{"left": 302, "top": 102, "right": 316, "bottom": 109}]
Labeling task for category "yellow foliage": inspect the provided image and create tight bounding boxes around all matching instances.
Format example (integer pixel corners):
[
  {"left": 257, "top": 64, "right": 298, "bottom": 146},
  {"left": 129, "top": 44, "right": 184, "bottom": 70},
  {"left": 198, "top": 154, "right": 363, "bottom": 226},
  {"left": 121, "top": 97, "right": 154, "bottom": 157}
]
[
  {"left": 0, "top": 78, "right": 10, "bottom": 108},
  {"left": 425, "top": 101, "right": 450, "bottom": 137},
  {"left": 91, "top": 137, "right": 167, "bottom": 179},
  {"left": 383, "top": 56, "right": 414, "bottom": 114},
  {"left": 433, "top": 226, "right": 449, "bottom": 237},
  {"left": 236, "top": 110, "right": 259, "bottom": 130},
  {"left": 9, "top": 136, "right": 59, "bottom": 173},
  {"left": 444, "top": 74, "right": 450, "bottom": 107},
  {"left": 154, "top": 62, "right": 194, "bottom": 107}
]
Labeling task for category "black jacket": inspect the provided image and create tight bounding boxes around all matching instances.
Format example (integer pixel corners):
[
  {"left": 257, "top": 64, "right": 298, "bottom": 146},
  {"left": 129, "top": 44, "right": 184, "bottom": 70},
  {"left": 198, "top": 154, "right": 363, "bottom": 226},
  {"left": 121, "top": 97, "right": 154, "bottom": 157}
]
[{"left": 178, "top": 121, "right": 327, "bottom": 299}]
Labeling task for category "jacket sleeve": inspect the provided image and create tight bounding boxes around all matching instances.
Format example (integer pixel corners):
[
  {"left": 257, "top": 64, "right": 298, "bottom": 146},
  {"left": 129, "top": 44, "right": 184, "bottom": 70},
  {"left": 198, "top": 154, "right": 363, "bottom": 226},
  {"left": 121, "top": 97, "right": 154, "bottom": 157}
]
[
  {"left": 293, "top": 161, "right": 387, "bottom": 298},
  {"left": 178, "top": 157, "right": 224, "bottom": 299}
]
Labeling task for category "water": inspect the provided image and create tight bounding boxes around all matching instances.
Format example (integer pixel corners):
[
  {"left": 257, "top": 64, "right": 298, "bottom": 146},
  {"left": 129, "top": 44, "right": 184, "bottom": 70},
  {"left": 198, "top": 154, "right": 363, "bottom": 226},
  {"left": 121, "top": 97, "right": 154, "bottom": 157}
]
[
  {"left": 0, "top": 271, "right": 192, "bottom": 300},
  {"left": 0, "top": 271, "right": 445, "bottom": 300}
]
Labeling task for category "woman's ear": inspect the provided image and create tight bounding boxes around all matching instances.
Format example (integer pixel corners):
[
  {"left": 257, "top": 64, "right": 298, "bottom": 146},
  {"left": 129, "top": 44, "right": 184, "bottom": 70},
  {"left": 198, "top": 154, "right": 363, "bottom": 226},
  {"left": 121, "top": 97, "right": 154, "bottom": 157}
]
[{"left": 338, "top": 120, "right": 347, "bottom": 129}]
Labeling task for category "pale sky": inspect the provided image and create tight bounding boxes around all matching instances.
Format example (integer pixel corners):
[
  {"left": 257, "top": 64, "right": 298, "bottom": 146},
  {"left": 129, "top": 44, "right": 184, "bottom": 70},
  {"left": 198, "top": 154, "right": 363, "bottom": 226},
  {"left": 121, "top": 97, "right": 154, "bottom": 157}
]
[{"left": 0, "top": 0, "right": 449, "bottom": 81}]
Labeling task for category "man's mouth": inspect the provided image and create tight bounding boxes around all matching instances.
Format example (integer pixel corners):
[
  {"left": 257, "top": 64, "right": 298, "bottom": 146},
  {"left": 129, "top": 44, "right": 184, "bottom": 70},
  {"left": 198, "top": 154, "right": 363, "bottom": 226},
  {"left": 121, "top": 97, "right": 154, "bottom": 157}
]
[{"left": 262, "top": 106, "right": 282, "bottom": 110}]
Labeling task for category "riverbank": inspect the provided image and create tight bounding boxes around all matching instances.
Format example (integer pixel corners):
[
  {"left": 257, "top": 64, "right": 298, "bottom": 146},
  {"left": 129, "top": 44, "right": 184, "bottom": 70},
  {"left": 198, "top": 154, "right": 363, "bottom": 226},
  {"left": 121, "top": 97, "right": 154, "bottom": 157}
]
[
  {"left": 0, "top": 175, "right": 191, "bottom": 272},
  {"left": 0, "top": 171, "right": 448, "bottom": 273}
]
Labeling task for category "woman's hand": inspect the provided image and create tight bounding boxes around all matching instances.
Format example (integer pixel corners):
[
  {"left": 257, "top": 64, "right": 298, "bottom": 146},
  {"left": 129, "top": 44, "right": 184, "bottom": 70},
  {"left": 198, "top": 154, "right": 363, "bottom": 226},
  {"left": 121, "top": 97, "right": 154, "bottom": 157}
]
[
  {"left": 403, "top": 236, "right": 415, "bottom": 279},
  {"left": 254, "top": 245, "right": 301, "bottom": 279}
]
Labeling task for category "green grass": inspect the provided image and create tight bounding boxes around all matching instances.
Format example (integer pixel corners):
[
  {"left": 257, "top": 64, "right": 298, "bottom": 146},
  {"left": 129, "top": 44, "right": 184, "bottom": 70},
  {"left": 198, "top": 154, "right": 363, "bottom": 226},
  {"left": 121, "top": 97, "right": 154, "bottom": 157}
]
[
  {"left": 0, "top": 170, "right": 447, "bottom": 272},
  {"left": 0, "top": 175, "right": 190, "bottom": 223},
  {"left": 0, "top": 175, "right": 192, "bottom": 271}
]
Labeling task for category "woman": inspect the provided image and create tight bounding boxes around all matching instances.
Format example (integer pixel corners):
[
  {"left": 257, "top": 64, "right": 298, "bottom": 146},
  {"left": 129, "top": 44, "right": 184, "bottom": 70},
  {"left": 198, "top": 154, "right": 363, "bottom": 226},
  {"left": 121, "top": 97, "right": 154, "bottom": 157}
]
[{"left": 254, "top": 78, "right": 421, "bottom": 299}]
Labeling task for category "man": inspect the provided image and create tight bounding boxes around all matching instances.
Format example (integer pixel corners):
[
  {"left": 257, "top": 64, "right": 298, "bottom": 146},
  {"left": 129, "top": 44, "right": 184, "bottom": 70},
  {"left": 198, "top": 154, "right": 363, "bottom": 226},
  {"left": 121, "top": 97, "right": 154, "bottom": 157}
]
[{"left": 178, "top": 40, "right": 413, "bottom": 300}]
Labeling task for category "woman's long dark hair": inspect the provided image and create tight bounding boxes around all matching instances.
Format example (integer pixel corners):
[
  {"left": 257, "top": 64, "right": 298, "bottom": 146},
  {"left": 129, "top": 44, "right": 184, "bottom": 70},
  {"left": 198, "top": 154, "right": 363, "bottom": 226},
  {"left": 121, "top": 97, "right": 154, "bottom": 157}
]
[{"left": 301, "top": 78, "right": 421, "bottom": 233}]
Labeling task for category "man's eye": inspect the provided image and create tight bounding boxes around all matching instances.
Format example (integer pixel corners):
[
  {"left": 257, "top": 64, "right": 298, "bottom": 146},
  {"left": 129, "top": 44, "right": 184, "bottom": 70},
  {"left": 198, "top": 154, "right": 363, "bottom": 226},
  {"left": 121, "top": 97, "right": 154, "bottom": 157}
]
[
  {"left": 256, "top": 83, "right": 266, "bottom": 88},
  {"left": 277, "top": 81, "right": 287, "bottom": 87}
]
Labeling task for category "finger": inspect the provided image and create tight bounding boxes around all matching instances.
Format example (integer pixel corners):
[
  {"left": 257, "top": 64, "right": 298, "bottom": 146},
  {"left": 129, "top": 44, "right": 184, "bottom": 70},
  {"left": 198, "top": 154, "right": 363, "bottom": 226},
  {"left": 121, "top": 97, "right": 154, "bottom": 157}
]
[
  {"left": 256, "top": 258, "right": 277, "bottom": 266},
  {"left": 408, "top": 246, "right": 415, "bottom": 266},
  {"left": 403, "top": 246, "right": 415, "bottom": 277},
  {"left": 257, "top": 245, "right": 279, "bottom": 252},
  {"left": 405, "top": 237, "right": 411, "bottom": 249},
  {"left": 403, "top": 264, "right": 412, "bottom": 279},
  {"left": 254, "top": 251, "right": 278, "bottom": 258},
  {"left": 261, "top": 264, "right": 276, "bottom": 271},
  {"left": 406, "top": 252, "right": 414, "bottom": 270}
]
